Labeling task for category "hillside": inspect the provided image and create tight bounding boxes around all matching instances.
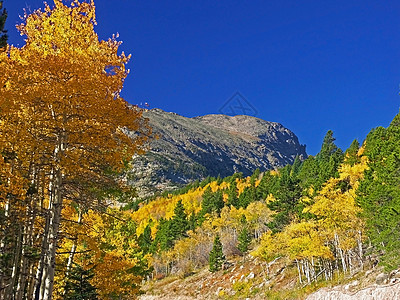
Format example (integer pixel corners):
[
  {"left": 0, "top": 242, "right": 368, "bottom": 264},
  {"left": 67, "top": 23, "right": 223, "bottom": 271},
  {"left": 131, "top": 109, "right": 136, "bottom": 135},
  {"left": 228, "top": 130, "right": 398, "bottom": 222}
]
[
  {"left": 128, "top": 108, "right": 307, "bottom": 197},
  {"left": 139, "top": 255, "right": 400, "bottom": 300},
  {"left": 128, "top": 112, "right": 400, "bottom": 300}
]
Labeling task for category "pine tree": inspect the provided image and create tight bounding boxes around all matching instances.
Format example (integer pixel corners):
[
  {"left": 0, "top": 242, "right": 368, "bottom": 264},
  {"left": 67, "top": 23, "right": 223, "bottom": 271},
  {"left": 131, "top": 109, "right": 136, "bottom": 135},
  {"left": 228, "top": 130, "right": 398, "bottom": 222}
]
[
  {"left": 138, "top": 224, "right": 153, "bottom": 254},
  {"left": 255, "top": 171, "right": 279, "bottom": 201},
  {"left": 188, "top": 213, "right": 197, "bottom": 231},
  {"left": 238, "top": 185, "right": 256, "bottom": 208},
  {"left": 316, "top": 130, "right": 344, "bottom": 187},
  {"left": 0, "top": 1, "right": 7, "bottom": 48},
  {"left": 344, "top": 139, "right": 360, "bottom": 166},
  {"left": 64, "top": 264, "right": 98, "bottom": 300},
  {"left": 209, "top": 235, "right": 225, "bottom": 272},
  {"left": 227, "top": 180, "right": 239, "bottom": 208},
  {"left": 297, "top": 156, "right": 319, "bottom": 190},
  {"left": 268, "top": 165, "right": 302, "bottom": 232},
  {"left": 317, "top": 130, "right": 340, "bottom": 160},
  {"left": 200, "top": 187, "right": 224, "bottom": 216},
  {"left": 238, "top": 227, "right": 251, "bottom": 255},
  {"left": 153, "top": 218, "right": 174, "bottom": 252},
  {"left": 291, "top": 156, "right": 302, "bottom": 177},
  {"left": 358, "top": 113, "right": 400, "bottom": 270},
  {"left": 170, "top": 200, "right": 189, "bottom": 238}
]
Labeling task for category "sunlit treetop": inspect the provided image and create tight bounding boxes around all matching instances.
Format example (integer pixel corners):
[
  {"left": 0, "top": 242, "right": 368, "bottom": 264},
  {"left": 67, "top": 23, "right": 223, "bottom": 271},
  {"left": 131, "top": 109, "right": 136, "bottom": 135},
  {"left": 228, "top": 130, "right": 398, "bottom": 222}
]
[{"left": 13, "top": 0, "right": 129, "bottom": 79}]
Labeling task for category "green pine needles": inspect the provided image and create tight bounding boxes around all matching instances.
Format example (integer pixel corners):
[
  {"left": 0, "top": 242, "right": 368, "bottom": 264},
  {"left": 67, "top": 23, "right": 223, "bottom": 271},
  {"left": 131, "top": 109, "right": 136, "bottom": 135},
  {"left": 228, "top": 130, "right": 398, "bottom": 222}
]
[
  {"left": 0, "top": 1, "right": 7, "bottom": 48},
  {"left": 209, "top": 235, "right": 225, "bottom": 272}
]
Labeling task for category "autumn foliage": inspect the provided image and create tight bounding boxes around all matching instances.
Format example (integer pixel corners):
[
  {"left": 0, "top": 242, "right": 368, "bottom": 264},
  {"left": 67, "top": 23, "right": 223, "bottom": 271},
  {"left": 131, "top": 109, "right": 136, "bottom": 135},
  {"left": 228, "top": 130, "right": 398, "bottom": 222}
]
[
  {"left": 2, "top": 0, "right": 400, "bottom": 298},
  {"left": 0, "top": 1, "right": 149, "bottom": 299}
]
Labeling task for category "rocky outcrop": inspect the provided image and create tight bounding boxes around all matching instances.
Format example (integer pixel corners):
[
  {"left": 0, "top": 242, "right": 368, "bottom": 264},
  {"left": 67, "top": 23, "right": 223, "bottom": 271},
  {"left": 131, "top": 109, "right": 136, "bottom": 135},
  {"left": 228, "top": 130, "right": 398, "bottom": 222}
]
[
  {"left": 129, "top": 109, "right": 307, "bottom": 197},
  {"left": 307, "top": 269, "right": 400, "bottom": 300},
  {"left": 306, "top": 283, "right": 400, "bottom": 300}
]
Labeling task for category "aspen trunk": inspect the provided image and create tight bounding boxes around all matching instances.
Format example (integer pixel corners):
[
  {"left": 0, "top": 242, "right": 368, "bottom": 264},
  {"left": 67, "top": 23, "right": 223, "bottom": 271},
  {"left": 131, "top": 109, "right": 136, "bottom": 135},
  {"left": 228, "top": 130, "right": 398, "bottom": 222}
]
[
  {"left": 65, "top": 209, "right": 82, "bottom": 278},
  {"left": 16, "top": 192, "right": 38, "bottom": 300},
  {"left": 357, "top": 232, "right": 364, "bottom": 269},
  {"left": 335, "top": 233, "right": 347, "bottom": 272},
  {"left": 4, "top": 225, "right": 22, "bottom": 299},
  {"left": 42, "top": 168, "right": 63, "bottom": 300},
  {"left": 296, "top": 259, "right": 303, "bottom": 284},
  {"left": 33, "top": 211, "right": 50, "bottom": 300}
]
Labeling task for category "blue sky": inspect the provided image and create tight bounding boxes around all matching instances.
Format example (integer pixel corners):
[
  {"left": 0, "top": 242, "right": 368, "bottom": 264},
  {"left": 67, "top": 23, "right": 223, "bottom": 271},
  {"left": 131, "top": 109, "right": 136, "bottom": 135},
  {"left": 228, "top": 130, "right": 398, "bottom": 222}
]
[{"left": 5, "top": 0, "right": 400, "bottom": 155}]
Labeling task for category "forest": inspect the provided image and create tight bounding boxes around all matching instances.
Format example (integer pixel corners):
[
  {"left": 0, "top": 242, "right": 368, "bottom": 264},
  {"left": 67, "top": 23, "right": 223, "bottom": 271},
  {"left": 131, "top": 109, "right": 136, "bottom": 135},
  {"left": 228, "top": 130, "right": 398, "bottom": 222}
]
[{"left": 1, "top": 1, "right": 400, "bottom": 299}]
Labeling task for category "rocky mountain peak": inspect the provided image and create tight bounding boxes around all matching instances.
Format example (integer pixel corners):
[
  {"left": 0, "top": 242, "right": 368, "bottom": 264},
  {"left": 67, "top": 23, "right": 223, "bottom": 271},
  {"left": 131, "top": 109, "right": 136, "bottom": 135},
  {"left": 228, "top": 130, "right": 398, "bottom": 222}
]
[{"left": 129, "top": 109, "right": 307, "bottom": 197}]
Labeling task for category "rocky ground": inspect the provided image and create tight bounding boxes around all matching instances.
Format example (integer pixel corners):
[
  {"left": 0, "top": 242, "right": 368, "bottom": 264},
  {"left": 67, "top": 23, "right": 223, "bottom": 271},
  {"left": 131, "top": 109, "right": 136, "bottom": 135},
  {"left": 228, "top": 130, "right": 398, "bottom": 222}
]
[
  {"left": 306, "top": 269, "right": 400, "bottom": 300},
  {"left": 139, "top": 254, "right": 400, "bottom": 300}
]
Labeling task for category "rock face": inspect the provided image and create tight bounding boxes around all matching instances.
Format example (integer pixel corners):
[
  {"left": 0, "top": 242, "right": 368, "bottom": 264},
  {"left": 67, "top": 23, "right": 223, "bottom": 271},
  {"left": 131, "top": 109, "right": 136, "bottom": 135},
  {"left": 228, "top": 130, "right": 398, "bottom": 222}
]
[
  {"left": 306, "top": 283, "right": 400, "bottom": 300},
  {"left": 129, "top": 108, "right": 307, "bottom": 197}
]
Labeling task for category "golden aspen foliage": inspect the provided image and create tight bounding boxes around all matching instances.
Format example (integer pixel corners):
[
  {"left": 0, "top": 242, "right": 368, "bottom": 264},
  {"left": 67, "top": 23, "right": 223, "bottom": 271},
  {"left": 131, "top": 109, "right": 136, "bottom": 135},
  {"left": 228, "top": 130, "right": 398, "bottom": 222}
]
[
  {"left": 0, "top": 1, "right": 150, "bottom": 298},
  {"left": 253, "top": 153, "right": 369, "bottom": 282}
]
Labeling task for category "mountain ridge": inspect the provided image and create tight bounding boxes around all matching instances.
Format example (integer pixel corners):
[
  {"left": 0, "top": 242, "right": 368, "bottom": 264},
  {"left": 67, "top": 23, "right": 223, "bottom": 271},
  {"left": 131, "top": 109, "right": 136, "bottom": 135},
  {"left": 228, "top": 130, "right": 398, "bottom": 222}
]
[{"left": 128, "top": 108, "right": 307, "bottom": 197}]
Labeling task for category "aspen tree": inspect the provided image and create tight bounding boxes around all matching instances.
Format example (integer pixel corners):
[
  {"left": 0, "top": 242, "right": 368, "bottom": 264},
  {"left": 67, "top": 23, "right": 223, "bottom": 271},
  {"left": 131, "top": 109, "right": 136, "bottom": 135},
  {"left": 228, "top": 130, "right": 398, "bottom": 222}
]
[{"left": 0, "top": 1, "right": 149, "bottom": 298}]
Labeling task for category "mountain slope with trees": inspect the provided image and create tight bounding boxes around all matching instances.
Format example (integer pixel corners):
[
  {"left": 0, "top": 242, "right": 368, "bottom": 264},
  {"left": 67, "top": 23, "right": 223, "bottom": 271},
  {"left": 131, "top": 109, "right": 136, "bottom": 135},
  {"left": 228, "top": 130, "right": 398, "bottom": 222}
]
[
  {"left": 129, "top": 108, "right": 307, "bottom": 197},
  {"left": 2, "top": 1, "right": 400, "bottom": 299},
  {"left": 133, "top": 111, "right": 400, "bottom": 299}
]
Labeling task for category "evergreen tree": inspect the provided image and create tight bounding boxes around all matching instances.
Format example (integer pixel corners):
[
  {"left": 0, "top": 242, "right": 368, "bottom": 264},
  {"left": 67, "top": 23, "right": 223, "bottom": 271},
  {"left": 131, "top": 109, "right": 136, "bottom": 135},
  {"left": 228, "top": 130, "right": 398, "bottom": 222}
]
[
  {"left": 138, "top": 223, "right": 153, "bottom": 254},
  {"left": 170, "top": 200, "right": 189, "bottom": 238},
  {"left": 227, "top": 179, "right": 239, "bottom": 208},
  {"left": 64, "top": 264, "right": 98, "bottom": 300},
  {"left": 200, "top": 187, "right": 224, "bottom": 216},
  {"left": 238, "top": 226, "right": 251, "bottom": 255},
  {"left": 152, "top": 218, "right": 174, "bottom": 252},
  {"left": 317, "top": 130, "right": 340, "bottom": 160},
  {"left": 297, "top": 156, "right": 319, "bottom": 191},
  {"left": 238, "top": 185, "right": 256, "bottom": 208},
  {"left": 291, "top": 156, "right": 302, "bottom": 177},
  {"left": 152, "top": 201, "right": 189, "bottom": 253},
  {"left": 250, "top": 168, "right": 261, "bottom": 183},
  {"left": 188, "top": 212, "right": 197, "bottom": 231},
  {"left": 316, "top": 130, "right": 344, "bottom": 187},
  {"left": 298, "top": 131, "right": 344, "bottom": 192},
  {"left": 344, "top": 139, "right": 360, "bottom": 166},
  {"left": 237, "top": 216, "right": 251, "bottom": 259},
  {"left": 358, "top": 113, "right": 400, "bottom": 270},
  {"left": 209, "top": 235, "right": 225, "bottom": 272},
  {"left": 0, "top": 1, "right": 7, "bottom": 48},
  {"left": 268, "top": 165, "right": 302, "bottom": 232},
  {"left": 255, "top": 171, "right": 279, "bottom": 200}
]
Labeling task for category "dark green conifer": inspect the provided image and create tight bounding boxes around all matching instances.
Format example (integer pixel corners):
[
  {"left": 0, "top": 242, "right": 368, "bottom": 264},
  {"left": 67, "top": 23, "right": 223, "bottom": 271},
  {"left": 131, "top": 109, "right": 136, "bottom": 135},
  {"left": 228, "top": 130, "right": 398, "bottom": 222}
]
[
  {"left": 238, "top": 185, "right": 256, "bottom": 208},
  {"left": 291, "top": 156, "right": 302, "bottom": 177},
  {"left": 209, "top": 235, "right": 225, "bottom": 272},
  {"left": 238, "top": 216, "right": 251, "bottom": 255},
  {"left": 268, "top": 165, "right": 302, "bottom": 232},
  {"left": 316, "top": 130, "right": 344, "bottom": 186},
  {"left": 0, "top": 1, "right": 8, "bottom": 48},
  {"left": 200, "top": 187, "right": 224, "bottom": 216},
  {"left": 317, "top": 130, "right": 341, "bottom": 160},
  {"left": 138, "top": 223, "right": 153, "bottom": 254},
  {"left": 227, "top": 179, "right": 239, "bottom": 208},
  {"left": 344, "top": 139, "right": 360, "bottom": 166},
  {"left": 188, "top": 212, "right": 197, "bottom": 231},
  {"left": 358, "top": 114, "right": 400, "bottom": 270},
  {"left": 64, "top": 264, "right": 98, "bottom": 300},
  {"left": 152, "top": 218, "right": 174, "bottom": 252},
  {"left": 170, "top": 200, "right": 189, "bottom": 238}
]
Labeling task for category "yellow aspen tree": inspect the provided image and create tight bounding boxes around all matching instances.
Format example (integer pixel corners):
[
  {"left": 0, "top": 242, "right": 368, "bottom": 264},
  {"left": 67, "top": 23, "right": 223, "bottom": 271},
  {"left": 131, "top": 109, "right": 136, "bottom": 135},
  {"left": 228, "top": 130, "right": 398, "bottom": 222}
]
[{"left": 0, "top": 1, "right": 149, "bottom": 299}]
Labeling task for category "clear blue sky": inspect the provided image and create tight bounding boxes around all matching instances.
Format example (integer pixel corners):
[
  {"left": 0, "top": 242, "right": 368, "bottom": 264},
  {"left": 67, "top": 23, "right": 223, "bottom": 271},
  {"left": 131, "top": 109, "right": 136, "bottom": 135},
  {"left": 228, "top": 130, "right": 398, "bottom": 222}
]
[{"left": 5, "top": 0, "right": 400, "bottom": 155}]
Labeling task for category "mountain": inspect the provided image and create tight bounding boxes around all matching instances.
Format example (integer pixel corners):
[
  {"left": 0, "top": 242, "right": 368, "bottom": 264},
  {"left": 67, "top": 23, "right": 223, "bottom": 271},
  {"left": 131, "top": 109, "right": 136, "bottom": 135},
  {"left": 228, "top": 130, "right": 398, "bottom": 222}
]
[{"left": 128, "top": 108, "right": 307, "bottom": 197}]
